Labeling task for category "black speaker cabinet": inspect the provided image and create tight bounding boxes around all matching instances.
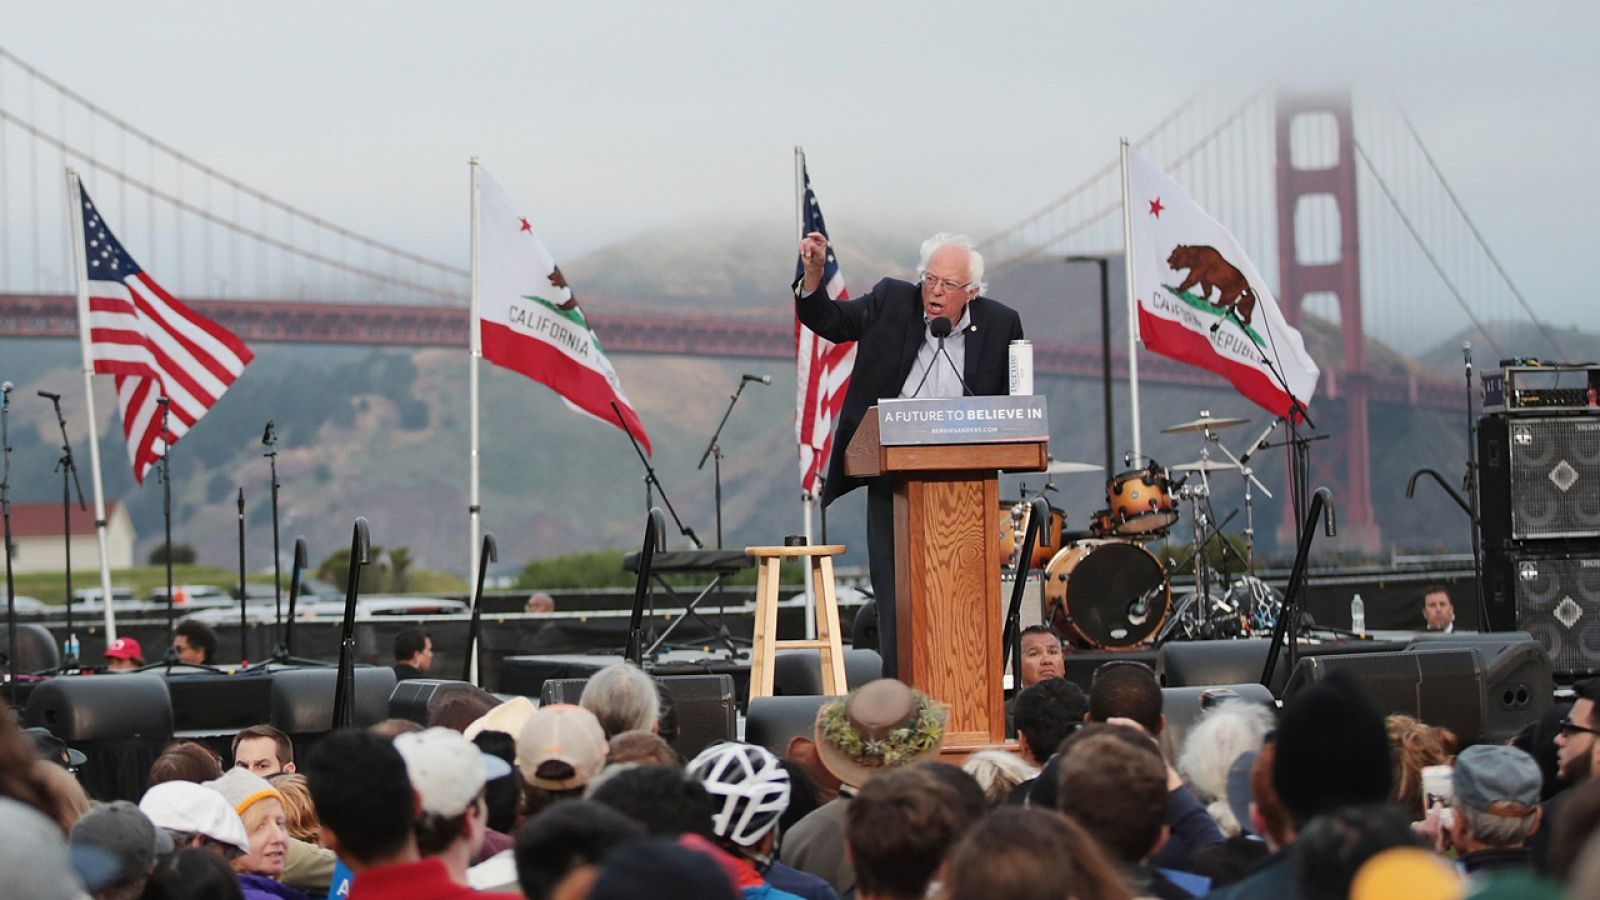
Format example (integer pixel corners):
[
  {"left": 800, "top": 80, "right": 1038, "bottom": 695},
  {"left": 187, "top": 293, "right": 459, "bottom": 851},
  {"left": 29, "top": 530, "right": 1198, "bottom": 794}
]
[
  {"left": 1483, "top": 551, "right": 1600, "bottom": 679},
  {"left": 24, "top": 674, "right": 174, "bottom": 802},
  {"left": 542, "top": 673, "right": 736, "bottom": 760},
  {"left": 1284, "top": 649, "right": 1487, "bottom": 745},
  {"left": 1480, "top": 413, "right": 1600, "bottom": 542},
  {"left": 388, "top": 679, "right": 496, "bottom": 725},
  {"left": 0, "top": 623, "right": 61, "bottom": 674},
  {"left": 745, "top": 695, "right": 833, "bottom": 758}
]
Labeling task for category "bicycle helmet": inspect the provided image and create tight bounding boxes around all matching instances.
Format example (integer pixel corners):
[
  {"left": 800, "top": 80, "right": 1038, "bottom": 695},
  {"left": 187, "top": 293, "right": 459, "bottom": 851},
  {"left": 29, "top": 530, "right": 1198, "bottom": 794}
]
[{"left": 686, "top": 741, "right": 792, "bottom": 847}]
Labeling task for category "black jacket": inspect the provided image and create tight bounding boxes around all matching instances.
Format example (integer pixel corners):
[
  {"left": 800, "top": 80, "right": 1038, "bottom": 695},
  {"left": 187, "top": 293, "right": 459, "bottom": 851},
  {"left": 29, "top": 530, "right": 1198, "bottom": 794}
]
[{"left": 796, "top": 276, "right": 1024, "bottom": 507}]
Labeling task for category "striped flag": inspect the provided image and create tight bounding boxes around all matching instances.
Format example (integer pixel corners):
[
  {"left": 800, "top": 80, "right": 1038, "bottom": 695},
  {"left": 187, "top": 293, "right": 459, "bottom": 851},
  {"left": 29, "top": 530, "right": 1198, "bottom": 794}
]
[
  {"left": 75, "top": 183, "right": 253, "bottom": 482},
  {"left": 793, "top": 164, "right": 856, "bottom": 496}
]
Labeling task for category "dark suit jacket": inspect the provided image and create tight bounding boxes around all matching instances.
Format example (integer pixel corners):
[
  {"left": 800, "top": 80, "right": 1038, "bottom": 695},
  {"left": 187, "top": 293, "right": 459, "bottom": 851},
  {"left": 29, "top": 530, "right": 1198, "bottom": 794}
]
[{"left": 797, "top": 276, "right": 1024, "bottom": 507}]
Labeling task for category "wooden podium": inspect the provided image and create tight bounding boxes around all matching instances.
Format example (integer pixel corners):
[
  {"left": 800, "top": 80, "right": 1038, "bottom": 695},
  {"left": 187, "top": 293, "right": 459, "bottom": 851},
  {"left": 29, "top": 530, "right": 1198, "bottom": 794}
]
[{"left": 844, "top": 402, "right": 1047, "bottom": 749}]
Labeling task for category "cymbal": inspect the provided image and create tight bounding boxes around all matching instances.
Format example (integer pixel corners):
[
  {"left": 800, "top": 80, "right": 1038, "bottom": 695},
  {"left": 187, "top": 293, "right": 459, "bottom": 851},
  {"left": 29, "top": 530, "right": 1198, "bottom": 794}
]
[
  {"left": 1044, "top": 459, "right": 1104, "bottom": 475},
  {"left": 1171, "top": 458, "right": 1242, "bottom": 473},
  {"left": 1161, "top": 415, "right": 1251, "bottom": 434}
]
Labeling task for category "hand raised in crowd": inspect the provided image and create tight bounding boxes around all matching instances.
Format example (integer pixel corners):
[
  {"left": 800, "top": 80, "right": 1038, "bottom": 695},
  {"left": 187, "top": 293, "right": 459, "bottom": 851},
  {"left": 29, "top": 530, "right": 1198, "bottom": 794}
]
[{"left": 799, "top": 231, "right": 828, "bottom": 294}]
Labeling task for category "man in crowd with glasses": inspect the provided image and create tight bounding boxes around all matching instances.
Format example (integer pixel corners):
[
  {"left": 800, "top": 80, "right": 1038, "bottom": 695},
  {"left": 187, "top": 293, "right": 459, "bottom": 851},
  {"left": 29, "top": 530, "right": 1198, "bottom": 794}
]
[
  {"left": 1532, "top": 677, "right": 1598, "bottom": 870},
  {"left": 795, "top": 231, "right": 1024, "bottom": 678}
]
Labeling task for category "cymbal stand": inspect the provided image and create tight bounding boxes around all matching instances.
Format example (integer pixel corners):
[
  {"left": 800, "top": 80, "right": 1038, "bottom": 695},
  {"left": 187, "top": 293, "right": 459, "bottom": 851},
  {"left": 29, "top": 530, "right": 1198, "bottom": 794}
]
[{"left": 1204, "top": 426, "right": 1273, "bottom": 576}]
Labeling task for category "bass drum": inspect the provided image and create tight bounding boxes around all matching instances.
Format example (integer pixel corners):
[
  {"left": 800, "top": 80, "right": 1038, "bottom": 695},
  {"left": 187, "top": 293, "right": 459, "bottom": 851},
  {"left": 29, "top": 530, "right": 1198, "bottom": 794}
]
[{"left": 1043, "top": 540, "right": 1170, "bottom": 649}]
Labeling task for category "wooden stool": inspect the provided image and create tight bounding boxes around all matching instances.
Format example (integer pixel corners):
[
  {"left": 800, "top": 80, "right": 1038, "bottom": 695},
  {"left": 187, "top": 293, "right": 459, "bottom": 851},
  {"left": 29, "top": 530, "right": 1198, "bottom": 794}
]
[{"left": 746, "top": 544, "right": 848, "bottom": 701}]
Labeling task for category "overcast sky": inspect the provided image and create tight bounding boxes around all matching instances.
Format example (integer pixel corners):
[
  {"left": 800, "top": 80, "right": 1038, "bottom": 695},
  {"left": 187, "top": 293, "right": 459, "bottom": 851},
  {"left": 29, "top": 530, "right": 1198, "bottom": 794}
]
[{"left": 4, "top": 2, "right": 1598, "bottom": 328}]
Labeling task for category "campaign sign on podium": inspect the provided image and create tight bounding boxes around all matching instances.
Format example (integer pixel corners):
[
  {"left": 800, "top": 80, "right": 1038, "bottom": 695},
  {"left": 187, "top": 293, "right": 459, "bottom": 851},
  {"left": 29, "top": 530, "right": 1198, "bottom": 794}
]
[{"left": 877, "top": 396, "right": 1049, "bottom": 446}]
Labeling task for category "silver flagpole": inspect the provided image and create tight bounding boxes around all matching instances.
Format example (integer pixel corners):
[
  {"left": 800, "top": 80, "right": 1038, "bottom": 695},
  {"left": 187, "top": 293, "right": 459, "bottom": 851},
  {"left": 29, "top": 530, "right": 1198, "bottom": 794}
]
[
  {"left": 796, "top": 146, "right": 816, "bottom": 639},
  {"left": 1120, "top": 139, "right": 1143, "bottom": 463},
  {"left": 65, "top": 168, "right": 119, "bottom": 641},
  {"left": 468, "top": 158, "right": 483, "bottom": 684}
]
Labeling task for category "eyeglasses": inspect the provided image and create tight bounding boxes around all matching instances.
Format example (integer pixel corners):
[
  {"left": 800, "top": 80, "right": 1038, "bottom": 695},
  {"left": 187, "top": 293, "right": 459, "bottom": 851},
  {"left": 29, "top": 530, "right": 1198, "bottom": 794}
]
[
  {"left": 919, "top": 272, "right": 973, "bottom": 293},
  {"left": 1559, "top": 717, "right": 1600, "bottom": 738}
]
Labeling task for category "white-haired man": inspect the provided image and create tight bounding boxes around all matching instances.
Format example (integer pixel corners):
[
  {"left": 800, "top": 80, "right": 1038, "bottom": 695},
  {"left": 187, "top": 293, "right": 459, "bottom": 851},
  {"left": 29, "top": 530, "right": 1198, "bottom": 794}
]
[{"left": 796, "top": 231, "right": 1025, "bottom": 678}]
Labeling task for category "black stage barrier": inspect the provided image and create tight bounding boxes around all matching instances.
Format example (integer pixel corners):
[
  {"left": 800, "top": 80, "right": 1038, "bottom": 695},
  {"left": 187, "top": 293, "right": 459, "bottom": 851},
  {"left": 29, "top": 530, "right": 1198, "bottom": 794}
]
[{"left": 1157, "top": 638, "right": 1410, "bottom": 693}]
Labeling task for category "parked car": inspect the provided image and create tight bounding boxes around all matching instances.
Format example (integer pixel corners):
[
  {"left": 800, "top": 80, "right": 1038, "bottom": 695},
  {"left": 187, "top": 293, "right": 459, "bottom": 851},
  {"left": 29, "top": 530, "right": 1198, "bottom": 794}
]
[
  {"left": 181, "top": 595, "right": 468, "bottom": 626},
  {"left": 145, "top": 585, "right": 235, "bottom": 610},
  {"left": 2, "top": 595, "right": 47, "bottom": 616}
]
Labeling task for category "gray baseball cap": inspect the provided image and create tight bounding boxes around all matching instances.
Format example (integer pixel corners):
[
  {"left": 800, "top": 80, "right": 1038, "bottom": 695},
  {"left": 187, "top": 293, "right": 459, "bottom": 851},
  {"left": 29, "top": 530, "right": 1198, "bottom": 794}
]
[
  {"left": 69, "top": 801, "right": 173, "bottom": 891},
  {"left": 0, "top": 797, "right": 90, "bottom": 900},
  {"left": 1453, "top": 744, "right": 1541, "bottom": 815}
]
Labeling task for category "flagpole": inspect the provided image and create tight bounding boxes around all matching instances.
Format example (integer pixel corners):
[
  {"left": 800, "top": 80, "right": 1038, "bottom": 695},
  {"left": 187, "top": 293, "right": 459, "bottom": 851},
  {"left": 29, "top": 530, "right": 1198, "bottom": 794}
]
[
  {"left": 795, "top": 146, "right": 817, "bottom": 640},
  {"left": 468, "top": 158, "right": 483, "bottom": 685},
  {"left": 65, "top": 168, "right": 118, "bottom": 641},
  {"left": 1119, "top": 138, "right": 1143, "bottom": 463}
]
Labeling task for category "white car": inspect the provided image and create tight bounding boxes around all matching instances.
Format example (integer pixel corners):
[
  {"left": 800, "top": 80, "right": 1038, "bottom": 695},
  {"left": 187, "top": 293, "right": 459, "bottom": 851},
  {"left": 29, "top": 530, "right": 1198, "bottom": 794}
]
[
  {"left": 182, "top": 595, "right": 469, "bottom": 626},
  {"left": 3, "top": 595, "right": 47, "bottom": 616},
  {"left": 145, "top": 585, "right": 235, "bottom": 611}
]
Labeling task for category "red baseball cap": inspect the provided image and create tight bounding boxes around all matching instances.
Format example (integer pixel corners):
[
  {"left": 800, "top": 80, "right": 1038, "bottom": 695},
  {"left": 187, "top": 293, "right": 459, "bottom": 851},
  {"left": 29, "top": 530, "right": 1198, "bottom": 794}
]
[{"left": 104, "top": 637, "right": 143, "bottom": 661}]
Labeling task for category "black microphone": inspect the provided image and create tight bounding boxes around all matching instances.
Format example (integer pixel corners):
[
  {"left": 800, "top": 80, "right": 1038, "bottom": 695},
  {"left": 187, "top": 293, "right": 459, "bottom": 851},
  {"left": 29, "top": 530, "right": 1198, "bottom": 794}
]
[
  {"left": 741, "top": 374, "right": 772, "bottom": 385},
  {"left": 1128, "top": 587, "right": 1160, "bottom": 621},
  {"left": 262, "top": 419, "right": 276, "bottom": 445},
  {"left": 37, "top": 390, "right": 61, "bottom": 402},
  {"left": 930, "top": 316, "right": 952, "bottom": 340}
]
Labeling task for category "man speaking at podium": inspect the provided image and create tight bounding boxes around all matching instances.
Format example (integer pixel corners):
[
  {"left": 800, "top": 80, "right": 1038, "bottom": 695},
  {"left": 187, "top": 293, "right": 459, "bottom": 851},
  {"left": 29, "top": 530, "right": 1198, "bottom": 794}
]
[{"left": 796, "top": 231, "right": 1024, "bottom": 678}]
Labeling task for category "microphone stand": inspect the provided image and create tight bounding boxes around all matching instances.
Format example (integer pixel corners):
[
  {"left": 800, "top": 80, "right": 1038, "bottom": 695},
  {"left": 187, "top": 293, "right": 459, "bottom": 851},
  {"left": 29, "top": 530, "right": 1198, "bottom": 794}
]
[
  {"left": 698, "top": 377, "right": 761, "bottom": 549},
  {"left": 2, "top": 383, "right": 17, "bottom": 686},
  {"left": 157, "top": 398, "right": 175, "bottom": 649},
  {"left": 245, "top": 537, "right": 326, "bottom": 669},
  {"left": 611, "top": 401, "right": 702, "bottom": 549},
  {"left": 237, "top": 488, "right": 248, "bottom": 663},
  {"left": 1462, "top": 343, "right": 1488, "bottom": 631},
  {"left": 332, "top": 517, "right": 370, "bottom": 729},
  {"left": 263, "top": 420, "right": 284, "bottom": 649},
  {"left": 462, "top": 532, "right": 497, "bottom": 684},
  {"left": 42, "top": 392, "right": 87, "bottom": 669},
  {"left": 1214, "top": 306, "right": 1321, "bottom": 648}
]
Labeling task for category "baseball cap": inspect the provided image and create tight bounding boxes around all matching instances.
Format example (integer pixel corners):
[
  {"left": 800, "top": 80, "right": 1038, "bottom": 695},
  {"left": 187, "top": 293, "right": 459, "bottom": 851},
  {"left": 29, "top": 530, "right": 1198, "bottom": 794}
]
[
  {"left": 463, "top": 696, "right": 537, "bottom": 746},
  {"left": 104, "top": 637, "right": 143, "bottom": 661},
  {"left": 139, "top": 781, "right": 251, "bottom": 854},
  {"left": 0, "top": 797, "right": 89, "bottom": 900},
  {"left": 27, "top": 727, "right": 87, "bottom": 769},
  {"left": 1454, "top": 744, "right": 1542, "bottom": 815},
  {"left": 517, "top": 704, "right": 608, "bottom": 791},
  {"left": 395, "top": 726, "right": 513, "bottom": 818},
  {"left": 69, "top": 801, "right": 173, "bottom": 891}
]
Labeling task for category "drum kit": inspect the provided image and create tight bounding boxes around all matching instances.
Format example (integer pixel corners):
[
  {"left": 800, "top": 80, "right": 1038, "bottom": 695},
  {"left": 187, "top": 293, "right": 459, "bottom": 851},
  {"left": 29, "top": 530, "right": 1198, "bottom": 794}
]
[{"left": 999, "top": 411, "right": 1285, "bottom": 651}]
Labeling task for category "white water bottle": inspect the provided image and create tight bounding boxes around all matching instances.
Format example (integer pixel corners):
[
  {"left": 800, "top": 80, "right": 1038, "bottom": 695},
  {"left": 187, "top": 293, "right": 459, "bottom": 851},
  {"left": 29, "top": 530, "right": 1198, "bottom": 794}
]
[{"left": 1350, "top": 594, "right": 1365, "bottom": 634}]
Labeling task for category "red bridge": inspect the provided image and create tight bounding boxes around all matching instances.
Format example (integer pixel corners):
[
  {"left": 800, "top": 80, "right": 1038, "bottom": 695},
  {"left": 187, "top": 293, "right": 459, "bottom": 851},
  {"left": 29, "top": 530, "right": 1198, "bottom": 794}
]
[{"left": 0, "top": 292, "right": 1462, "bottom": 412}]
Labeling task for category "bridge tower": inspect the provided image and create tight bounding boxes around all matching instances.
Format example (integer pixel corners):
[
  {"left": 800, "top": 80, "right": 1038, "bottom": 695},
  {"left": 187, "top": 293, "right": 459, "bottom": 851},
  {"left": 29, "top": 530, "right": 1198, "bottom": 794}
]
[{"left": 1274, "top": 91, "right": 1381, "bottom": 552}]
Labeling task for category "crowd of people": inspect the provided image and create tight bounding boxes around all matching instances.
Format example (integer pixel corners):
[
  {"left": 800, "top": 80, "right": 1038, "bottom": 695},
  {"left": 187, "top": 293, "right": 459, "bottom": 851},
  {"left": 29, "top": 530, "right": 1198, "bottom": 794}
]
[{"left": 5, "top": 654, "right": 1600, "bottom": 900}]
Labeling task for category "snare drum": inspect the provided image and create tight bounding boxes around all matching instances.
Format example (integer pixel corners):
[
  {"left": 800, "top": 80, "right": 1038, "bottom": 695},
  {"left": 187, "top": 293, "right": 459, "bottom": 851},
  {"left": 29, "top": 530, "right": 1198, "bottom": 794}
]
[
  {"left": 1107, "top": 467, "right": 1180, "bottom": 537},
  {"left": 1042, "top": 540, "right": 1170, "bottom": 649},
  {"left": 998, "top": 502, "right": 1065, "bottom": 570}
]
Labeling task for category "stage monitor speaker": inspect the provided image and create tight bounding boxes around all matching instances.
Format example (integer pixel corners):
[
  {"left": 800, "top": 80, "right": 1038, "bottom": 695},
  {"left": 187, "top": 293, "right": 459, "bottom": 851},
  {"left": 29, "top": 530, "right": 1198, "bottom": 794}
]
[
  {"left": 164, "top": 670, "right": 276, "bottom": 732},
  {"left": 388, "top": 679, "right": 496, "bottom": 726},
  {"left": 1157, "top": 683, "right": 1277, "bottom": 761},
  {"left": 1157, "top": 638, "right": 1410, "bottom": 692},
  {"left": 0, "top": 623, "right": 61, "bottom": 674},
  {"left": 270, "top": 667, "right": 397, "bottom": 736},
  {"left": 745, "top": 695, "right": 833, "bottom": 759},
  {"left": 542, "top": 673, "right": 736, "bottom": 760},
  {"left": 1404, "top": 632, "right": 1553, "bottom": 742},
  {"left": 24, "top": 673, "right": 174, "bottom": 802},
  {"left": 771, "top": 649, "right": 882, "bottom": 697},
  {"left": 1479, "top": 413, "right": 1600, "bottom": 542},
  {"left": 1283, "top": 649, "right": 1488, "bottom": 745}
]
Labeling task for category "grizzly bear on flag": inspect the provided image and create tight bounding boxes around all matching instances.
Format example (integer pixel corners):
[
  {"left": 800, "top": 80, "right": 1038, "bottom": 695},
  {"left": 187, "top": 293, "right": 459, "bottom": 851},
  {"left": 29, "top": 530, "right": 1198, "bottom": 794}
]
[{"left": 1167, "top": 244, "right": 1258, "bottom": 327}]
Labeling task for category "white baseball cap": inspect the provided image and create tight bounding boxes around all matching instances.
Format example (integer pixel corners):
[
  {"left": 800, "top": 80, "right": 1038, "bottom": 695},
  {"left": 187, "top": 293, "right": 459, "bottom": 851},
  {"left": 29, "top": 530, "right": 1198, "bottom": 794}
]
[
  {"left": 395, "top": 727, "right": 513, "bottom": 818},
  {"left": 138, "top": 781, "right": 251, "bottom": 855}
]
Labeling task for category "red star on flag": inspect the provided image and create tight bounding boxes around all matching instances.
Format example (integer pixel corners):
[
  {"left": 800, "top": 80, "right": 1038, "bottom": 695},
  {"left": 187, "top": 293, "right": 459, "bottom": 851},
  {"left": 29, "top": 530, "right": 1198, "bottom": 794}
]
[
  {"left": 519, "top": 217, "right": 532, "bottom": 232},
  {"left": 1148, "top": 197, "right": 1165, "bottom": 218}
]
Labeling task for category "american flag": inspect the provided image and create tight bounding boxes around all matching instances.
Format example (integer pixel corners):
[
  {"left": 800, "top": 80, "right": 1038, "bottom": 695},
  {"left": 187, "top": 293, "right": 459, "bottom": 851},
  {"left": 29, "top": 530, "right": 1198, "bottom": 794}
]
[
  {"left": 793, "top": 163, "right": 856, "bottom": 497},
  {"left": 76, "top": 183, "right": 253, "bottom": 483}
]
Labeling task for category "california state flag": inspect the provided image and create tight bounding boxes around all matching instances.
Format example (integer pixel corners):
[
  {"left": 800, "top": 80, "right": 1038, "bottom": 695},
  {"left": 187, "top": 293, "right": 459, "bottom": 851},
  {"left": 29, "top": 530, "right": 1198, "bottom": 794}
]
[
  {"left": 1126, "top": 147, "right": 1319, "bottom": 417},
  {"left": 474, "top": 167, "right": 651, "bottom": 453}
]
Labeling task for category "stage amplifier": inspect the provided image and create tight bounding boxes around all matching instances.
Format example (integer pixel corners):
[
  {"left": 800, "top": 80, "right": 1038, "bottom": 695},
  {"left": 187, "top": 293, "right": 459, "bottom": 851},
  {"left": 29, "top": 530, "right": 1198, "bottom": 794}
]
[
  {"left": 1479, "top": 413, "right": 1600, "bottom": 542},
  {"left": 1481, "top": 549, "right": 1600, "bottom": 679}
]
